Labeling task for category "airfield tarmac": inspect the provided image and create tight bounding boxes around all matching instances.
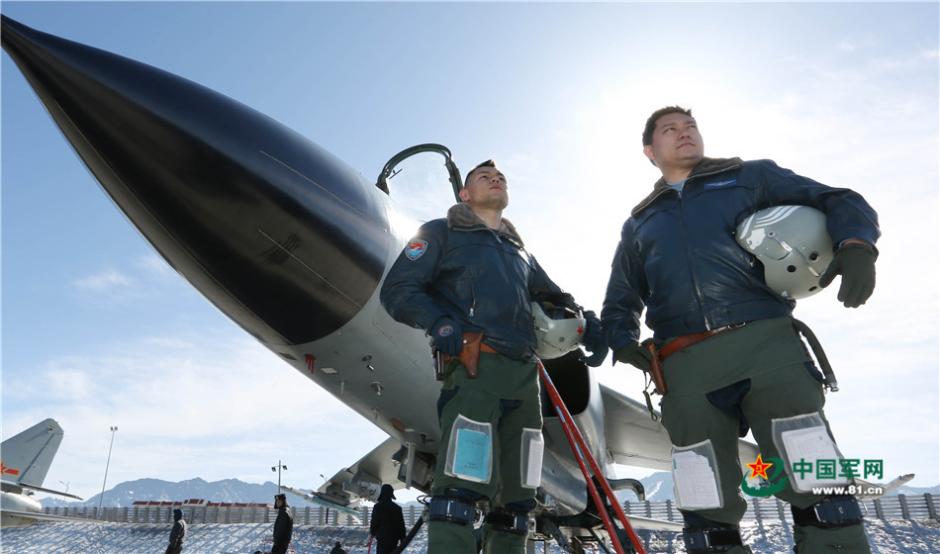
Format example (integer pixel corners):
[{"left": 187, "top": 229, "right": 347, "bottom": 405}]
[{"left": 2, "top": 519, "right": 939, "bottom": 553}]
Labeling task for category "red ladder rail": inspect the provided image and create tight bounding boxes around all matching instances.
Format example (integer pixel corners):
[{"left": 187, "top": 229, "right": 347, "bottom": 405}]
[{"left": 537, "top": 359, "right": 647, "bottom": 554}]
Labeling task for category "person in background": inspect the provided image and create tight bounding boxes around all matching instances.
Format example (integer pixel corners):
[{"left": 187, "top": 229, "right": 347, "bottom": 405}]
[
  {"left": 369, "top": 484, "right": 406, "bottom": 554},
  {"left": 271, "top": 493, "right": 293, "bottom": 554},
  {"left": 165, "top": 508, "right": 187, "bottom": 554}
]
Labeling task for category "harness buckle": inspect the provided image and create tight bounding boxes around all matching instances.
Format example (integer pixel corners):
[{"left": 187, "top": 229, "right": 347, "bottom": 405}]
[
  {"left": 792, "top": 496, "right": 863, "bottom": 529},
  {"left": 684, "top": 527, "right": 744, "bottom": 552},
  {"left": 484, "top": 508, "right": 530, "bottom": 535},
  {"left": 428, "top": 496, "right": 476, "bottom": 526}
]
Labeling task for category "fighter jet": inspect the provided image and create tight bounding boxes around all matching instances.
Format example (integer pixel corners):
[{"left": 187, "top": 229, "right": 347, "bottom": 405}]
[
  {"left": 1, "top": 14, "right": 764, "bottom": 547},
  {"left": 1, "top": 418, "right": 84, "bottom": 527}
]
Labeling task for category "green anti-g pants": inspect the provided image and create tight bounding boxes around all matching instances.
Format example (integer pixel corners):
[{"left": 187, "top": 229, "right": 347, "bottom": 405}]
[
  {"left": 660, "top": 316, "right": 871, "bottom": 554},
  {"left": 428, "top": 352, "right": 542, "bottom": 554}
]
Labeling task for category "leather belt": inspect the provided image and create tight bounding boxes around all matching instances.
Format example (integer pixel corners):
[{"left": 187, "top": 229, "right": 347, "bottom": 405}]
[{"left": 658, "top": 322, "right": 747, "bottom": 361}]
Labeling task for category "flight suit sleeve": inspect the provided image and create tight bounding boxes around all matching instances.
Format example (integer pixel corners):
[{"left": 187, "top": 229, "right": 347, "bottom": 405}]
[
  {"left": 380, "top": 221, "right": 451, "bottom": 331},
  {"left": 601, "top": 221, "right": 648, "bottom": 351},
  {"left": 753, "top": 160, "right": 881, "bottom": 247}
]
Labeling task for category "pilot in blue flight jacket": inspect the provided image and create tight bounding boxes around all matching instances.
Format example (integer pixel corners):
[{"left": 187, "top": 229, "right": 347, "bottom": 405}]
[
  {"left": 602, "top": 106, "right": 879, "bottom": 554},
  {"left": 381, "top": 160, "right": 609, "bottom": 554}
]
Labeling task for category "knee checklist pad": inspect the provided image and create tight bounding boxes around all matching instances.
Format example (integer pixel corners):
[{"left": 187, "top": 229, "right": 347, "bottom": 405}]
[
  {"left": 444, "top": 414, "right": 493, "bottom": 484},
  {"left": 672, "top": 439, "right": 724, "bottom": 510},
  {"left": 771, "top": 412, "right": 850, "bottom": 493},
  {"left": 520, "top": 428, "right": 544, "bottom": 489}
]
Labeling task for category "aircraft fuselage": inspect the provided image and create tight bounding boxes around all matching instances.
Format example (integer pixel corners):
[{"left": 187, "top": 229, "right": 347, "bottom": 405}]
[{"left": 1, "top": 14, "right": 613, "bottom": 518}]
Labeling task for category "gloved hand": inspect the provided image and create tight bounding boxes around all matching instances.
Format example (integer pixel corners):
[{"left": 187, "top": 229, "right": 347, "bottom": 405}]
[
  {"left": 431, "top": 317, "right": 463, "bottom": 355},
  {"left": 614, "top": 342, "right": 652, "bottom": 371},
  {"left": 580, "top": 311, "right": 608, "bottom": 367},
  {"left": 818, "top": 242, "right": 877, "bottom": 308}
]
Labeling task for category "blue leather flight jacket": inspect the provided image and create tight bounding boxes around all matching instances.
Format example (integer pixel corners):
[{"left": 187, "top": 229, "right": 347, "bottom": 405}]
[
  {"left": 602, "top": 157, "right": 880, "bottom": 349},
  {"left": 381, "top": 203, "right": 573, "bottom": 361}
]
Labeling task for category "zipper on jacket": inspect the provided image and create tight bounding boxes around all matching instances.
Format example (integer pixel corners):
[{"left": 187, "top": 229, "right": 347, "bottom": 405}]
[
  {"left": 674, "top": 164, "right": 740, "bottom": 330},
  {"left": 490, "top": 229, "right": 528, "bottom": 324},
  {"left": 469, "top": 281, "right": 476, "bottom": 318},
  {"left": 676, "top": 193, "right": 714, "bottom": 331}
]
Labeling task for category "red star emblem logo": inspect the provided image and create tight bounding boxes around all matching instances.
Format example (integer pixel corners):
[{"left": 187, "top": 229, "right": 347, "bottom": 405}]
[
  {"left": 746, "top": 454, "right": 773, "bottom": 480},
  {"left": 0, "top": 461, "right": 20, "bottom": 476}
]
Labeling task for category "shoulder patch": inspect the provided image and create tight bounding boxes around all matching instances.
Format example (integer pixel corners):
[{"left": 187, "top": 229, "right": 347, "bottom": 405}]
[{"left": 405, "top": 239, "right": 429, "bottom": 261}]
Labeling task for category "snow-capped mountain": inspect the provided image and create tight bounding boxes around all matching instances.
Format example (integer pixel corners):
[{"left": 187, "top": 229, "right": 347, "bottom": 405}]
[{"left": 39, "top": 477, "right": 318, "bottom": 508}]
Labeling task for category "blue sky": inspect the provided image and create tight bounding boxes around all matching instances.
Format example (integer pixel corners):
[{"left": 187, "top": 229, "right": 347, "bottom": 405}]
[{"left": 2, "top": 2, "right": 937, "bottom": 501}]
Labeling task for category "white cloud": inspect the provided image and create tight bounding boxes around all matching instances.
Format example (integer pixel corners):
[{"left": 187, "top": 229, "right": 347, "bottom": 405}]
[
  {"left": 45, "top": 369, "right": 95, "bottom": 402},
  {"left": 837, "top": 40, "right": 858, "bottom": 53},
  {"left": 72, "top": 270, "right": 133, "bottom": 292},
  {"left": 142, "top": 337, "right": 196, "bottom": 350},
  {"left": 133, "top": 253, "right": 178, "bottom": 280},
  {"left": 68, "top": 254, "right": 197, "bottom": 307},
  {"left": 4, "top": 328, "right": 385, "bottom": 499}
]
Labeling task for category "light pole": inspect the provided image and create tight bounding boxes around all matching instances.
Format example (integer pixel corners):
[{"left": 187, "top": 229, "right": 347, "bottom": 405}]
[
  {"left": 98, "top": 425, "right": 118, "bottom": 515},
  {"left": 271, "top": 460, "right": 287, "bottom": 494},
  {"left": 58, "top": 481, "right": 70, "bottom": 494}
]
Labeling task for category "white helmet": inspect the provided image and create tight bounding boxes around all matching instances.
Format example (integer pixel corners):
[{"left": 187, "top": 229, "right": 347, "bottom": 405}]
[
  {"left": 736, "top": 205, "right": 834, "bottom": 299},
  {"left": 531, "top": 302, "right": 586, "bottom": 359}
]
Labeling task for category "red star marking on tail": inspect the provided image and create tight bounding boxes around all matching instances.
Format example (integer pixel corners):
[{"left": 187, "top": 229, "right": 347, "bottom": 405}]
[{"left": 0, "top": 461, "right": 21, "bottom": 476}]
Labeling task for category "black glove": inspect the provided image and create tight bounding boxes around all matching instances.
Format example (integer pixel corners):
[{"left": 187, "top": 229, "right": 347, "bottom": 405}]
[
  {"left": 614, "top": 342, "right": 652, "bottom": 371},
  {"left": 818, "top": 242, "right": 877, "bottom": 308},
  {"left": 431, "top": 317, "right": 463, "bottom": 355},
  {"left": 580, "top": 311, "right": 608, "bottom": 367}
]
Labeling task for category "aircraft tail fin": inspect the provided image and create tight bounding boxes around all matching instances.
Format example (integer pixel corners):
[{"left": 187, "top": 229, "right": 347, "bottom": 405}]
[{"left": 1, "top": 418, "right": 64, "bottom": 487}]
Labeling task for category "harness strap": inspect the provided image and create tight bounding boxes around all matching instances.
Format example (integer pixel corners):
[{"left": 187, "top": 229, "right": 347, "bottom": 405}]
[
  {"left": 428, "top": 496, "right": 475, "bottom": 526},
  {"left": 483, "top": 508, "right": 529, "bottom": 535},
  {"left": 684, "top": 527, "right": 744, "bottom": 552},
  {"left": 791, "top": 496, "right": 863, "bottom": 529},
  {"left": 792, "top": 318, "right": 839, "bottom": 392}
]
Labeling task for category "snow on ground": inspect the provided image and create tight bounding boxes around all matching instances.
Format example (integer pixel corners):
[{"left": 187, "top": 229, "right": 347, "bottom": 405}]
[{"left": 1, "top": 519, "right": 938, "bottom": 553}]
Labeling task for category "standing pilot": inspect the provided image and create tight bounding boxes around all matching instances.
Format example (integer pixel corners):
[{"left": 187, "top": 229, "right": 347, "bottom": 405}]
[
  {"left": 602, "top": 106, "right": 878, "bottom": 553},
  {"left": 381, "top": 160, "right": 608, "bottom": 554}
]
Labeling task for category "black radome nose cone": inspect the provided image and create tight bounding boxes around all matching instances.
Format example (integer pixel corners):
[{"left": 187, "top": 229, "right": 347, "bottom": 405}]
[{"left": 2, "top": 15, "right": 389, "bottom": 345}]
